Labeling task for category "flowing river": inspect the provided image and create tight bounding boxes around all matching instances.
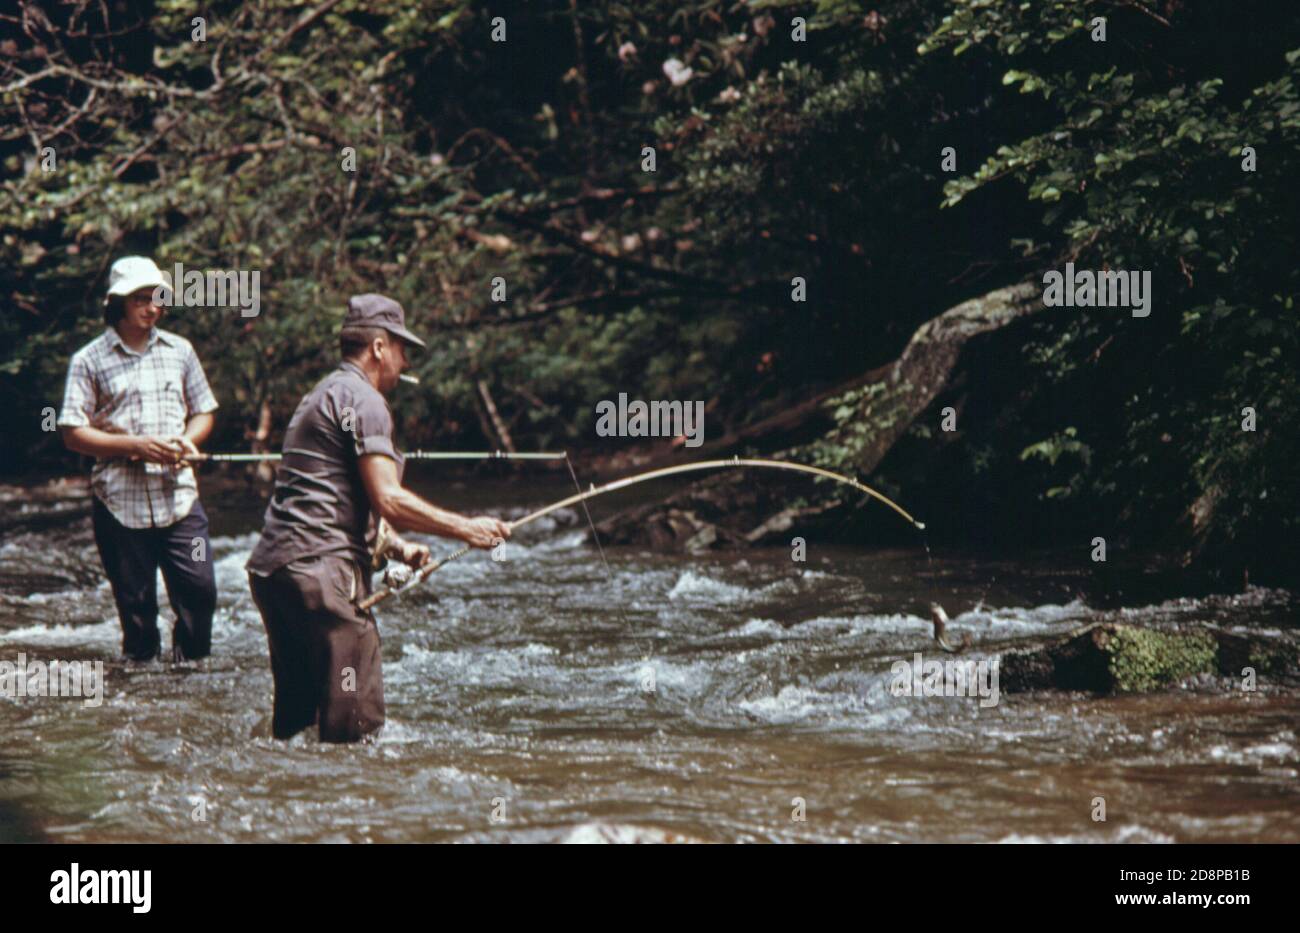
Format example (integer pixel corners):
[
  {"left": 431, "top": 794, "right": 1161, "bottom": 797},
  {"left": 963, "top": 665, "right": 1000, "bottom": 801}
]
[{"left": 2, "top": 474, "right": 1297, "bottom": 843}]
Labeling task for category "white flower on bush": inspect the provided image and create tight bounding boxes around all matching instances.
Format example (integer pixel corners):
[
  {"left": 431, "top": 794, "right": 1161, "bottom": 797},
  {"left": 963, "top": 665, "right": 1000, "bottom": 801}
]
[{"left": 662, "top": 58, "right": 693, "bottom": 86}]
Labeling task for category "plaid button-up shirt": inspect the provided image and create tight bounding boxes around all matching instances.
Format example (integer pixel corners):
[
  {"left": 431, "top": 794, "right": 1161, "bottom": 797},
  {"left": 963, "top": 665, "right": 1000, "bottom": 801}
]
[{"left": 58, "top": 327, "right": 219, "bottom": 529}]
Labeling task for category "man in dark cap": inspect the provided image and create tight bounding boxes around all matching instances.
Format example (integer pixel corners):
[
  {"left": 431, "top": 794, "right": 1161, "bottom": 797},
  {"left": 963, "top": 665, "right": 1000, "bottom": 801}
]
[{"left": 246, "top": 294, "right": 510, "bottom": 743}]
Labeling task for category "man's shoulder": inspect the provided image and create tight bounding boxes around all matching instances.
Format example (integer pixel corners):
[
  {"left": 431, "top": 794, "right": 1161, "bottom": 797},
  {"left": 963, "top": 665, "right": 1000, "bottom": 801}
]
[
  {"left": 322, "top": 364, "right": 386, "bottom": 406},
  {"left": 155, "top": 327, "right": 197, "bottom": 355},
  {"left": 297, "top": 367, "right": 357, "bottom": 417},
  {"left": 69, "top": 330, "right": 115, "bottom": 367}
]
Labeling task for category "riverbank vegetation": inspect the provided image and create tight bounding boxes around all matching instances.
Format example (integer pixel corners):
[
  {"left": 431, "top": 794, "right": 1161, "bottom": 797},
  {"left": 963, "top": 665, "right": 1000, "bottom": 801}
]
[{"left": 3, "top": 1, "right": 1296, "bottom": 583}]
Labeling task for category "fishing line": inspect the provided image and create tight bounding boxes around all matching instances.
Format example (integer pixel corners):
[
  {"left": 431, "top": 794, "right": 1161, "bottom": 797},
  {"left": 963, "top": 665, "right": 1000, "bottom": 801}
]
[{"left": 561, "top": 453, "right": 646, "bottom": 657}]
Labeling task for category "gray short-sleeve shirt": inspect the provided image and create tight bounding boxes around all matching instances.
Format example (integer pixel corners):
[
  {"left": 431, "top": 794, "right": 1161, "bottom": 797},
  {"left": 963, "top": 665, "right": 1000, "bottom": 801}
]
[{"left": 247, "top": 361, "right": 403, "bottom": 576}]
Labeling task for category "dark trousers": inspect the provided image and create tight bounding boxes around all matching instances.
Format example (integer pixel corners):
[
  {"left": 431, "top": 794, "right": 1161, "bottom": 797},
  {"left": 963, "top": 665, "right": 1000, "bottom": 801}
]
[
  {"left": 91, "top": 497, "right": 216, "bottom": 662},
  {"left": 248, "top": 555, "right": 385, "bottom": 744}
]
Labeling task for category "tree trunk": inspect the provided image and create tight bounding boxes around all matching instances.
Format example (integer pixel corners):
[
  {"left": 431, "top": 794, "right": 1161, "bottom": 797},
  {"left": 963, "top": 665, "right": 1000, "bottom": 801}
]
[
  {"left": 250, "top": 397, "right": 275, "bottom": 483},
  {"left": 593, "top": 280, "right": 1045, "bottom": 548},
  {"left": 476, "top": 378, "right": 517, "bottom": 454}
]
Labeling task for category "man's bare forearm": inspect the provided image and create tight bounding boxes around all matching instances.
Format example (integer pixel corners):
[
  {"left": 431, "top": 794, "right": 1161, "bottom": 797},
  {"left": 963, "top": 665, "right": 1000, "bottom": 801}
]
[
  {"left": 184, "top": 412, "right": 214, "bottom": 446},
  {"left": 62, "top": 426, "right": 138, "bottom": 459},
  {"left": 360, "top": 454, "right": 509, "bottom": 549},
  {"left": 376, "top": 487, "right": 479, "bottom": 541}
]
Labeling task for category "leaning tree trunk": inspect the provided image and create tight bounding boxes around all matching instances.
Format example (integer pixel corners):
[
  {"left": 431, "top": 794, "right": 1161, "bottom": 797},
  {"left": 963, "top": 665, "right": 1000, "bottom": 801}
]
[{"left": 593, "top": 280, "right": 1045, "bottom": 550}]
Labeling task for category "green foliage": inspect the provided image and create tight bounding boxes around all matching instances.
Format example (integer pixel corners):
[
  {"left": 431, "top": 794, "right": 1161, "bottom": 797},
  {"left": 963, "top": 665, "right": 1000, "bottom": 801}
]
[
  {"left": 915, "top": 0, "right": 1300, "bottom": 564},
  {"left": 0, "top": 0, "right": 1296, "bottom": 576},
  {"left": 1019, "top": 427, "right": 1091, "bottom": 499}
]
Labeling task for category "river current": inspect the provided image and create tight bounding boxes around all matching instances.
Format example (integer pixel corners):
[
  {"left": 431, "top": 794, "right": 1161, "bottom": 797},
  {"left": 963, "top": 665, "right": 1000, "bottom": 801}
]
[{"left": 1, "top": 475, "right": 1297, "bottom": 843}]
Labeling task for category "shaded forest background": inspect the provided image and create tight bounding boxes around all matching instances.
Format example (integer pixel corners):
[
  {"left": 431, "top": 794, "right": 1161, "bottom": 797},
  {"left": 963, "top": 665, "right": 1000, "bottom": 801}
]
[{"left": 2, "top": 0, "right": 1297, "bottom": 582}]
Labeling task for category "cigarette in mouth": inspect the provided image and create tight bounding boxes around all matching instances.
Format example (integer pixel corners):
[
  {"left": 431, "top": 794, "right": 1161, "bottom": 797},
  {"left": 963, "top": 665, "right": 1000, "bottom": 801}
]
[{"left": 399, "top": 373, "right": 420, "bottom": 385}]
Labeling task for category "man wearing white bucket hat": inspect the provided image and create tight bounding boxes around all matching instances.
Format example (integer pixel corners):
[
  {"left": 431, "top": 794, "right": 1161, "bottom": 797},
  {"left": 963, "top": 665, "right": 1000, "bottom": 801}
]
[{"left": 57, "top": 256, "right": 220, "bottom": 662}]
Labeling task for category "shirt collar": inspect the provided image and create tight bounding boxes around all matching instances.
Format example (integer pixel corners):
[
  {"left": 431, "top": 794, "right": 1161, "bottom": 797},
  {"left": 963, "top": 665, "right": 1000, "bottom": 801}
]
[
  {"left": 106, "top": 326, "right": 173, "bottom": 355},
  {"left": 338, "top": 360, "right": 368, "bottom": 381}
]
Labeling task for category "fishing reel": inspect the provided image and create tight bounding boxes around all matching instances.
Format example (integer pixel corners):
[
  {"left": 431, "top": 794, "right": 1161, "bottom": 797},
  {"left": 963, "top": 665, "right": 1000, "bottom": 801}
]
[
  {"left": 381, "top": 563, "right": 414, "bottom": 590},
  {"left": 371, "top": 518, "right": 416, "bottom": 589}
]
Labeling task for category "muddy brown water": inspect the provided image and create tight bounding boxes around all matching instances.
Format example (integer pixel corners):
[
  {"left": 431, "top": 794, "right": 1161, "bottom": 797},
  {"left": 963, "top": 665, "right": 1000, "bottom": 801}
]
[{"left": 1, "top": 474, "right": 1297, "bottom": 843}]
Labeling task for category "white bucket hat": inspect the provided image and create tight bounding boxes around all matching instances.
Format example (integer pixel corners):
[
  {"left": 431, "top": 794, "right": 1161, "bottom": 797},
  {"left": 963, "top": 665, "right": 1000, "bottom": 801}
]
[{"left": 105, "top": 256, "right": 167, "bottom": 304}]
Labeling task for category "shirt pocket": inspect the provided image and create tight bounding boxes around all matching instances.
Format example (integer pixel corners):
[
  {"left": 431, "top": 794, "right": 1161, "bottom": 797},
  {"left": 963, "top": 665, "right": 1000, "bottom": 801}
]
[
  {"left": 158, "top": 378, "right": 188, "bottom": 435},
  {"left": 98, "top": 366, "right": 139, "bottom": 430}
]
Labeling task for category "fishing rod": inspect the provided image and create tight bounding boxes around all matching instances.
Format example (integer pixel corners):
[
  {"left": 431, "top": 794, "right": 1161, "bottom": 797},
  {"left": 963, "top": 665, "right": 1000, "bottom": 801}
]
[
  {"left": 358, "top": 456, "right": 925, "bottom": 611},
  {"left": 185, "top": 450, "right": 567, "bottom": 462}
]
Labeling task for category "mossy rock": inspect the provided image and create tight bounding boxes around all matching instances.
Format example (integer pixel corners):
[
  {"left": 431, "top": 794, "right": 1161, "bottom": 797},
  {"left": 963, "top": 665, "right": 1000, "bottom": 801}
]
[
  {"left": 1000, "top": 622, "right": 1299, "bottom": 695},
  {"left": 1099, "top": 626, "right": 1218, "bottom": 693}
]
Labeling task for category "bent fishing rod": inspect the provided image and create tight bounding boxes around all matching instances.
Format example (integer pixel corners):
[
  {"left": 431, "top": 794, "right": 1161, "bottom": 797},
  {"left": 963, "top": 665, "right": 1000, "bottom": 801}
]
[{"left": 357, "top": 456, "right": 925, "bottom": 611}]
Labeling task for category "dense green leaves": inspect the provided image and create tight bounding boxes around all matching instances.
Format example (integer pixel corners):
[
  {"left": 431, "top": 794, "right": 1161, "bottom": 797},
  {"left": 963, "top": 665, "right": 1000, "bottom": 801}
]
[{"left": 1, "top": 0, "right": 1296, "bottom": 576}]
